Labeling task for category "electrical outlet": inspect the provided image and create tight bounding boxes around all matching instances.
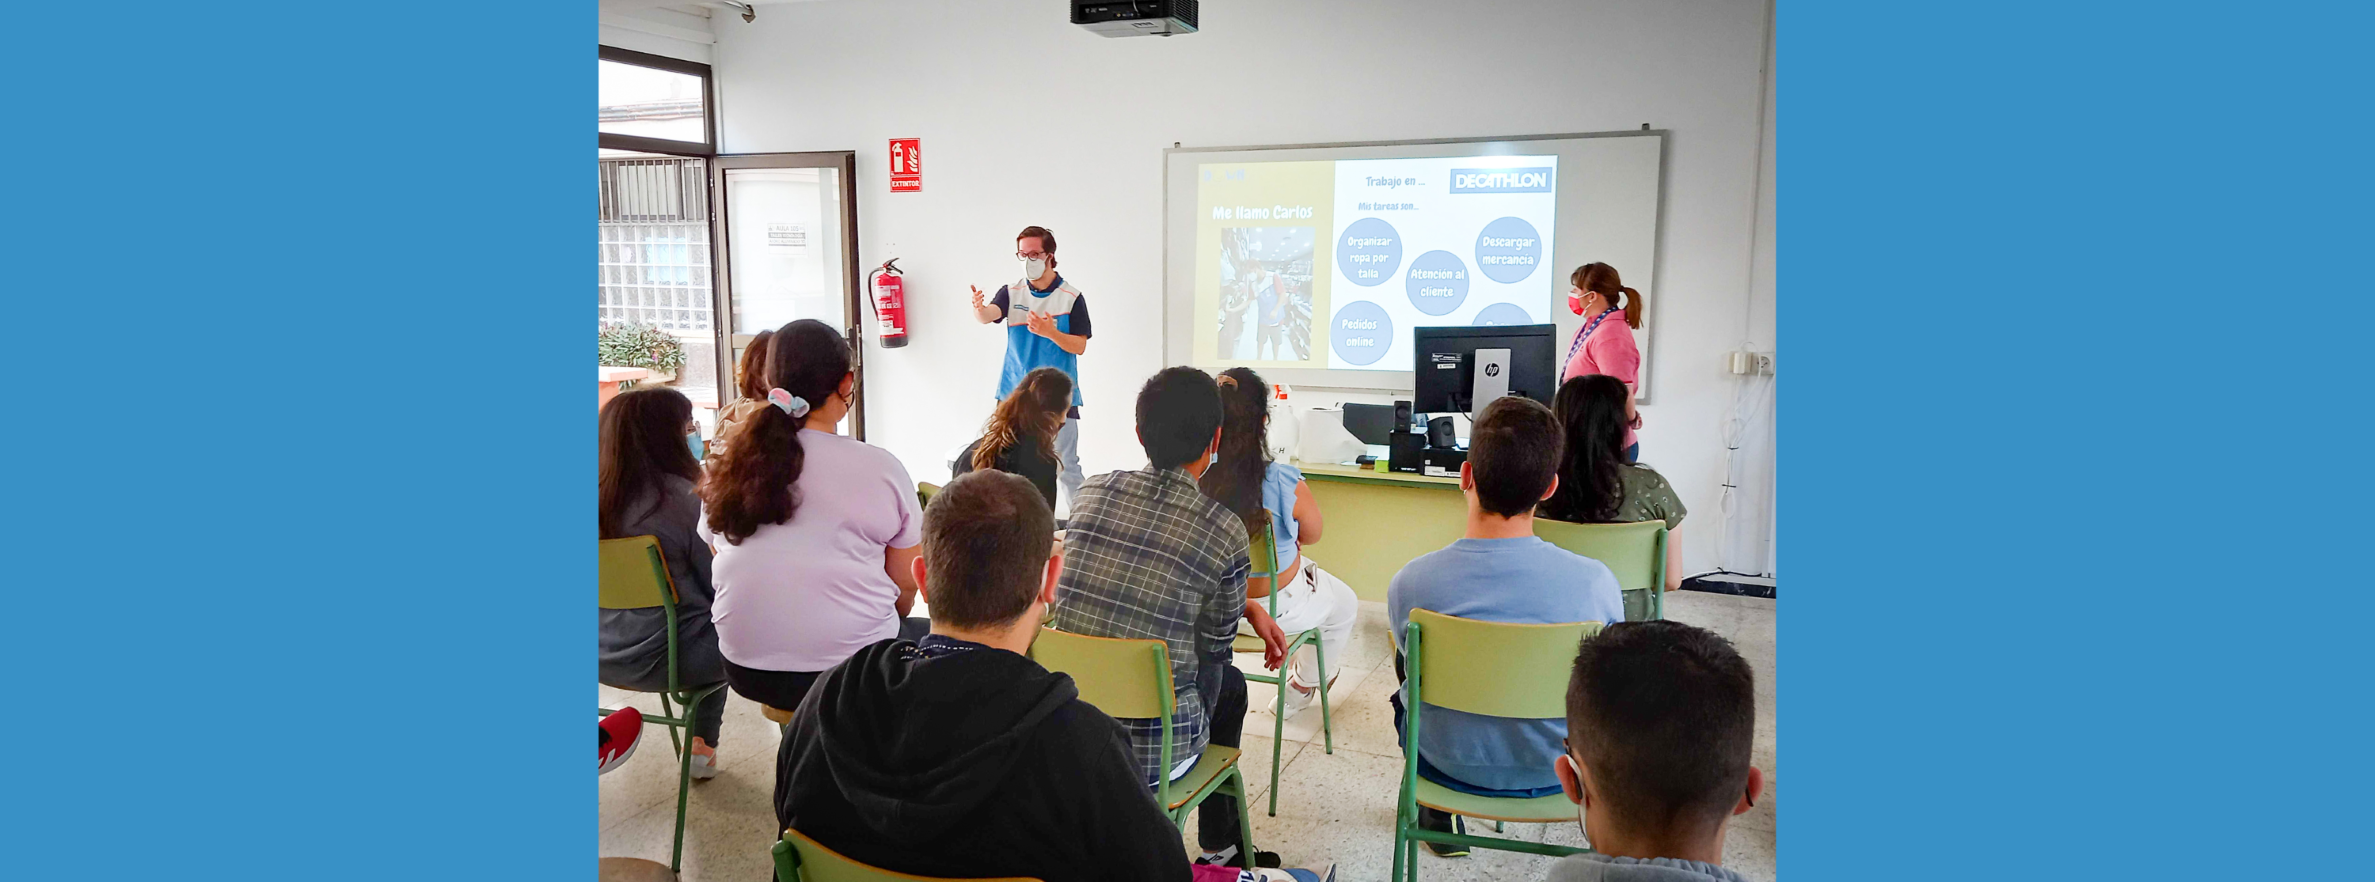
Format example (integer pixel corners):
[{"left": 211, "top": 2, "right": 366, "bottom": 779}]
[{"left": 1756, "top": 353, "right": 1775, "bottom": 375}]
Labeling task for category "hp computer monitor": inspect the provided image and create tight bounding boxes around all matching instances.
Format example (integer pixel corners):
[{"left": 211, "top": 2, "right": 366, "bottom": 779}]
[{"left": 1412, "top": 324, "right": 1558, "bottom": 417}]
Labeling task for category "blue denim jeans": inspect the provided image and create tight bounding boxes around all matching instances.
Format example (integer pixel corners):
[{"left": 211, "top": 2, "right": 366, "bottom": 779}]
[
  {"left": 1054, "top": 416, "right": 1085, "bottom": 506},
  {"left": 1389, "top": 688, "right": 1567, "bottom": 800}
]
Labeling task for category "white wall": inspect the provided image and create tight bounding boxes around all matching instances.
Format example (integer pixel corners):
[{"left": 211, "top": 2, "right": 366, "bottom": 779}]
[
  {"left": 711, "top": 0, "right": 1776, "bottom": 578},
  {"left": 599, "top": 5, "right": 716, "bottom": 64}
]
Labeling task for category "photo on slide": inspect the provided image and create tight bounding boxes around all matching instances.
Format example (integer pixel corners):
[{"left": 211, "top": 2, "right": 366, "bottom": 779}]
[{"left": 1214, "top": 226, "right": 1316, "bottom": 361}]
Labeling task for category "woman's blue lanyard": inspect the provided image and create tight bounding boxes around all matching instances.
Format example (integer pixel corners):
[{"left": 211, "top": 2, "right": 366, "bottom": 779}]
[{"left": 1565, "top": 308, "right": 1620, "bottom": 369}]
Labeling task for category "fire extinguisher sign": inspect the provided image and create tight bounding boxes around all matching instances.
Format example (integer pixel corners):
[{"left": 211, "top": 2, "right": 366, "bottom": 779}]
[{"left": 889, "top": 139, "right": 921, "bottom": 192}]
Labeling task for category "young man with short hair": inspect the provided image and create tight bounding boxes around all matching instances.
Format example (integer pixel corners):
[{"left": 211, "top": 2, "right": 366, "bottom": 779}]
[
  {"left": 971, "top": 225, "right": 1091, "bottom": 506},
  {"left": 1548, "top": 620, "right": 1764, "bottom": 882},
  {"left": 1386, "top": 395, "right": 1626, "bottom": 857},
  {"left": 1051, "top": 365, "right": 1290, "bottom": 869},
  {"left": 774, "top": 470, "right": 1190, "bottom": 882}
]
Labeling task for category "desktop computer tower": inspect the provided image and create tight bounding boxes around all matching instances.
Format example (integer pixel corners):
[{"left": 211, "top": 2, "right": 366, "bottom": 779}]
[{"left": 1388, "top": 432, "right": 1424, "bottom": 473}]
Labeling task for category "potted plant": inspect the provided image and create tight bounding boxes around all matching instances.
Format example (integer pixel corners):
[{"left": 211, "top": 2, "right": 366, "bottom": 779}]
[{"left": 598, "top": 322, "right": 686, "bottom": 385}]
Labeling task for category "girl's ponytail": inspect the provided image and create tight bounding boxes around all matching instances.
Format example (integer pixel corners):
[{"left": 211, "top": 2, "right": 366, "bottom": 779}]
[
  {"left": 1572, "top": 263, "right": 1645, "bottom": 329},
  {"left": 698, "top": 319, "right": 851, "bottom": 544}
]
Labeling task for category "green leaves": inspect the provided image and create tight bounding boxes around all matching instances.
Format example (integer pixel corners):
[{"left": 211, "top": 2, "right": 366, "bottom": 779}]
[{"left": 597, "top": 322, "right": 686, "bottom": 375}]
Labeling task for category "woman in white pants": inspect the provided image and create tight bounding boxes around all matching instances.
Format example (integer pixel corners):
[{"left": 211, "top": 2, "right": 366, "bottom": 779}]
[{"left": 1202, "top": 368, "right": 1361, "bottom": 717}]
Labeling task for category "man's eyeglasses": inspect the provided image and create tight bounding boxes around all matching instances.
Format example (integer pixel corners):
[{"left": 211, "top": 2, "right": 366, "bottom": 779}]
[{"left": 1016, "top": 250, "right": 1050, "bottom": 260}]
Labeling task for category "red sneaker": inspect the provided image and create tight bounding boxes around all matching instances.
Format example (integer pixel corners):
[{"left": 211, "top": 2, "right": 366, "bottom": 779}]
[{"left": 599, "top": 707, "right": 644, "bottom": 775}]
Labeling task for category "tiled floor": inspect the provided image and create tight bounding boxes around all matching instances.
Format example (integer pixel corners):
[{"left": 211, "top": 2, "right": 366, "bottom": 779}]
[{"left": 599, "top": 591, "right": 1778, "bottom": 881}]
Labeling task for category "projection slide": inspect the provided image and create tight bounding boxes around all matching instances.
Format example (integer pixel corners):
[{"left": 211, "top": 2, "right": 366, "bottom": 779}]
[
  {"left": 1189, "top": 155, "right": 1558, "bottom": 373},
  {"left": 1166, "top": 132, "right": 1663, "bottom": 397}
]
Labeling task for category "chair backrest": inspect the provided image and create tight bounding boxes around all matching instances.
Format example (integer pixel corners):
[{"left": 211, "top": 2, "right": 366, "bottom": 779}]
[
  {"left": 598, "top": 535, "right": 677, "bottom": 610},
  {"left": 1027, "top": 628, "right": 1172, "bottom": 720},
  {"left": 1531, "top": 518, "right": 1664, "bottom": 595},
  {"left": 1407, "top": 608, "right": 1602, "bottom": 719},
  {"left": 1247, "top": 518, "right": 1280, "bottom": 604},
  {"left": 774, "top": 828, "right": 1042, "bottom": 882},
  {"left": 917, "top": 481, "right": 941, "bottom": 510}
]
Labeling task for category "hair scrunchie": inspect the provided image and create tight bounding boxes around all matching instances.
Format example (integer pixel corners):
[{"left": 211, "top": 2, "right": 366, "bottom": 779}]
[{"left": 767, "top": 388, "right": 811, "bottom": 418}]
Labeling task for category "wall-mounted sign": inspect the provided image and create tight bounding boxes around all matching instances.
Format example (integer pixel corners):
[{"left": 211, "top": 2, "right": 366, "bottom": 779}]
[{"left": 889, "top": 138, "right": 921, "bottom": 192}]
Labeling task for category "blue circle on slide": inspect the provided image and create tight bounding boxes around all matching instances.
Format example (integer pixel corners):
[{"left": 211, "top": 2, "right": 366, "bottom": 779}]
[
  {"left": 1329, "top": 300, "right": 1394, "bottom": 366},
  {"left": 1473, "top": 302, "right": 1534, "bottom": 326},
  {"left": 1474, "top": 216, "right": 1544, "bottom": 284},
  {"left": 1336, "top": 218, "right": 1403, "bottom": 287},
  {"left": 1404, "top": 250, "right": 1470, "bottom": 316}
]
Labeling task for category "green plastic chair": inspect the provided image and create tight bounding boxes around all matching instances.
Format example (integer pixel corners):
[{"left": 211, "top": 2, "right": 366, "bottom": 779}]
[
  {"left": 1029, "top": 628, "right": 1257, "bottom": 852},
  {"left": 1232, "top": 524, "right": 1333, "bottom": 815},
  {"left": 773, "top": 828, "right": 1042, "bottom": 882},
  {"left": 1392, "top": 609, "right": 1604, "bottom": 880},
  {"left": 917, "top": 481, "right": 941, "bottom": 510},
  {"left": 599, "top": 535, "right": 730, "bottom": 874},
  {"left": 1532, "top": 519, "right": 1668, "bottom": 622}
]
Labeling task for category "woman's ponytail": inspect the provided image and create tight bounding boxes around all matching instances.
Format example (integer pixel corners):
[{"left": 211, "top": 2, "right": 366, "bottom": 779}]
[
  {"left": 698, "top": 319, "right": 850, "bottom": 545},
  {"left": 1572, "top": 263, "right": 1645, "bottom": 329}
]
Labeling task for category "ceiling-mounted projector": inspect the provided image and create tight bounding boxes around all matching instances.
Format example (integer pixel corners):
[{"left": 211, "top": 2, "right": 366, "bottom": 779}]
[{"left": 1073, "top": 0, "right": 1198, "bottom": 37}]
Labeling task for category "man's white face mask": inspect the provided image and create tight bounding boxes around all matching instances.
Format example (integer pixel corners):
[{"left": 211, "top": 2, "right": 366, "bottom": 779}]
[{"left": 1022, "top": 257, "right": 1049, "bottom": 281}]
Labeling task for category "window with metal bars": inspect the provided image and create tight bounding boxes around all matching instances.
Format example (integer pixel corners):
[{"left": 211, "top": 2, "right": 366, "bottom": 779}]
[{"left": 598, "top": 157, "right": 713, "bottom": 332}]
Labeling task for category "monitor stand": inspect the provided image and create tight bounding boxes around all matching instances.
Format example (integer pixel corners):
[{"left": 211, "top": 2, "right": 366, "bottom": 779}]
[{"left": 1469, "top": 347, "right": 1511, "bottom": 416}]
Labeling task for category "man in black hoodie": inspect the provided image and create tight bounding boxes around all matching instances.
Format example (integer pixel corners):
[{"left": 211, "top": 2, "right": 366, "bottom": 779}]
[{"left": 775, "top": 470, "right": 1192, "bottom": 882}]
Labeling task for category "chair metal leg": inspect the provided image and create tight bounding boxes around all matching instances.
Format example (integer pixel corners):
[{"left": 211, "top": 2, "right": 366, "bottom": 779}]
[
  {"left": 1232, "top": 768, "right": 1257, "bottom": 866},
  {"left": 1391, "top": 802, "right": 1408, "bottom": 882},
  {"left": 1268, "top": 669, "right": 1287, "bottom": 816},
  {"left": 670, "top": 718, "right": 693, "bottom": 872},
  {"left": 1312, "top": 631, "right": 1334, "bottom": 754},
  {"left": 658, "top": 693, "right": 682, "bottom": 755},
  {"left": 1495, "top": 820, "right": 1505, "bottom": 833}
]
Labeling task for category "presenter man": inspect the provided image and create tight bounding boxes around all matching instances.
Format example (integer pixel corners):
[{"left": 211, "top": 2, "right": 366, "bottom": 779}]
[{"left": 971, "top": 225, "right": 1092, "bottom": 506}]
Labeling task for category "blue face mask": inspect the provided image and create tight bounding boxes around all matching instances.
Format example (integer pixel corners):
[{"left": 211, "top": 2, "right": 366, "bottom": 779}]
[{"left": 687, "top": 431, "right": 704, "bottom": 461}]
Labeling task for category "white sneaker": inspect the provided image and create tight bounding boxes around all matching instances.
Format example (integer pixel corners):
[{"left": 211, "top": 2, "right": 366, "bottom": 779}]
[
  {"left": 688, "top": 750, "right": 719, "bottom": 780},
  {"left": 1280, "top": 672, "right": 1330, "bottom": 718}
]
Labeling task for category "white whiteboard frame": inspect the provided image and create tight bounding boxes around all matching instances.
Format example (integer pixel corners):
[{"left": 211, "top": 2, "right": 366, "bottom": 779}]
[{"left": 1161, "top": 129, "right": 1669, "bottom": 403}]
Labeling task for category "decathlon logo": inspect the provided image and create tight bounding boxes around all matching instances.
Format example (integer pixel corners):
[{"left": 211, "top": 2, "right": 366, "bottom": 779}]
[{"left": 1449, "top": 168, "right": 1553, "bottom": 193}]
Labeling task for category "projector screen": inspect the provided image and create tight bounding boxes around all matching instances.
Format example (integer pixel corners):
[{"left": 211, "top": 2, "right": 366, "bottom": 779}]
[{"left": 1163, "top": 131, "right": 1665, "bottom": 399}]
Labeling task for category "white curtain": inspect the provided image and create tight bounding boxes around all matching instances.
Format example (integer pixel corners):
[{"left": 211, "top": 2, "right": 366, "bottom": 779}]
[{"left": 1719, "top": 374, "right": 1775, "bottom": 577}]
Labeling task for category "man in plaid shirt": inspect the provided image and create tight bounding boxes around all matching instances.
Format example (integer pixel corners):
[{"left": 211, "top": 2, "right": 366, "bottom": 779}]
[{"left": 1050, "top": 366, "right": 1288, "bottom": 869}]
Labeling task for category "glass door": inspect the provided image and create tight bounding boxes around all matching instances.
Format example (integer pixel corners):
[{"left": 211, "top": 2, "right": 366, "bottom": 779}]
[{"left": 709, "top": 152, "right": 865, "bottom": 437}]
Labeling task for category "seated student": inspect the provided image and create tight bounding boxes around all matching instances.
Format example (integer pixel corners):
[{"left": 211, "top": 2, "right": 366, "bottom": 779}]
[
  {"left": 1540, "top": 374, "right": 1688, "bottom": 609},
  {"left": 1198, "top": 367, "right": 1359, "bottom": 717},
  {"left": 776, "top": 471, "right": 1192, "bottom": 882},
  {"left": 1548, "top": 621, "right": 1763, "bottom": 882},
  {"left": 1051, "top": 366, "right": 1289, "bottom": 870},
  {"left": 698, "top": 319, "right": 928, "bottom": 718},
  {"left": 952, "top": 366, "right": 1073, "bottom": 510},
  {"left": 708, "top": 328, "right": 773, "bottom": 458},
  {"left": 597, "top": 387, "right": 727, "bottom": 779},
  {"left": 1386, "top": 396, "right": 1625, "bottom": 857}
]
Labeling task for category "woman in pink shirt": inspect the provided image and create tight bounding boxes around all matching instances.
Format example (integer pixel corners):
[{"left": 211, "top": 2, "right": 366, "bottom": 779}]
[
  {"left": 1559, "top": 262, "right": 1645, "bottom": 461},
  {"left": 698, "top": 319, "right": 926, "bottom": 717}
]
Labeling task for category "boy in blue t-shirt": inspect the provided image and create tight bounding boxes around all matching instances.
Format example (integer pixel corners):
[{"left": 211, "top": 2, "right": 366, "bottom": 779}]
[
  {"left": 971, "top": 225, "right": 1091, "bottom": 505},
  {"left": 1386, "top": 395, "right": 1625, "bottom": 858}
]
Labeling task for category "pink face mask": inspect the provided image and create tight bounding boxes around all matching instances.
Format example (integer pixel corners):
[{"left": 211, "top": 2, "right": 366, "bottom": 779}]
[{"left": 1567, "top": 288, "right": 1586, "bottom": 315}]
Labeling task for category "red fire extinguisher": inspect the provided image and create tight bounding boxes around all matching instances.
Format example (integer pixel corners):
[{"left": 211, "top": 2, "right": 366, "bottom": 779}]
[{"left": 868, "top": 258, "right": 908, "bottom": 348}]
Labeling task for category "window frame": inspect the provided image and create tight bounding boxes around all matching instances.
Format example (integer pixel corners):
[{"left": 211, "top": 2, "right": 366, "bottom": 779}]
[{"left": 599, "top": 45, "right": 716, "bottom": 157}]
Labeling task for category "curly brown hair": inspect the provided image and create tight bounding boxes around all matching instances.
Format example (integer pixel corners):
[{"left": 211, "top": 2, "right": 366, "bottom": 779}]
[
  {"left": 973, "top": 367, "right": 1073, "bottom": 473},
  {"left": 1197, "top": 367, "right": 1273, "bottom": 540}
]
